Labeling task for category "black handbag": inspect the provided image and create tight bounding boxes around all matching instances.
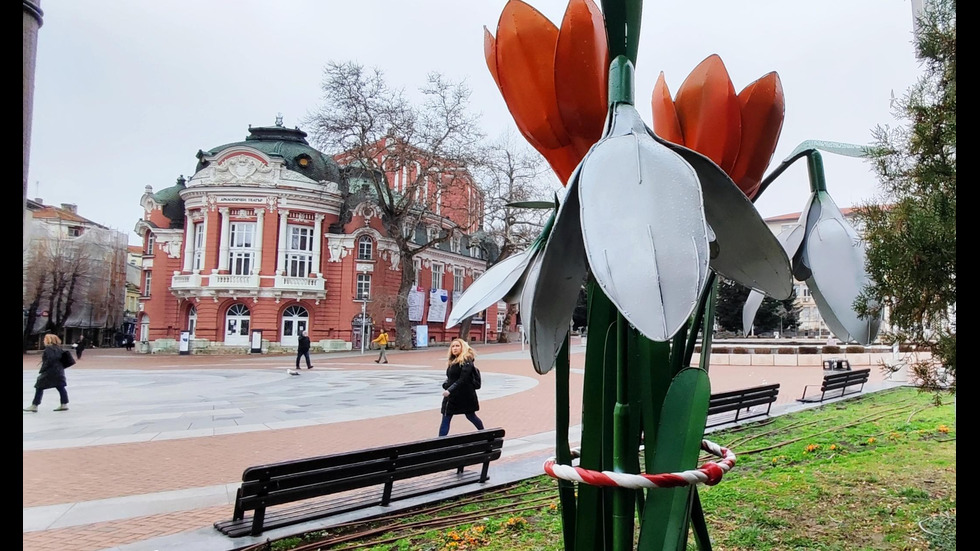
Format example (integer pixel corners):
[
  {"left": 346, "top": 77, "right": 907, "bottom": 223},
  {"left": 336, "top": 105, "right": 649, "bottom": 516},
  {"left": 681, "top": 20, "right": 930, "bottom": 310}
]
[{"left": 61, "top": 350, "right": 76, "bottom": 368}]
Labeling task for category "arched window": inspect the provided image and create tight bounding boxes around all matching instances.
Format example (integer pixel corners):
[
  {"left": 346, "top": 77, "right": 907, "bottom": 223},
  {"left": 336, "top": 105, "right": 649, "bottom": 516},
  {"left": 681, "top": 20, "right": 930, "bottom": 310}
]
[
  {"left": 357, "top": 235, "right": 373, "bottom": 260},
  {"left": 281, "top": 305, "right": 310, "bottom": 346},
  {"left": 225, "top": 303, "right": 251, "bottom": 345}
]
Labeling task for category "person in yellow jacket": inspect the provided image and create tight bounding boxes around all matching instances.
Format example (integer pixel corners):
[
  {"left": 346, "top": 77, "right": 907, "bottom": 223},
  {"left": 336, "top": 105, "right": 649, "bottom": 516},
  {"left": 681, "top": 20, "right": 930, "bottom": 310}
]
[{"left": 372, "top": 329, "right": 389, "bottom": 363}]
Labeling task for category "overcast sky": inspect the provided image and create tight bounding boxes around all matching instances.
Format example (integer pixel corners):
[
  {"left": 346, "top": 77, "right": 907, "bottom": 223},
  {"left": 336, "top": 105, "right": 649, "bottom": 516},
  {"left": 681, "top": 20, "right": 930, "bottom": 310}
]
[{"left": 27, "top": 0, "right": 922, "bottom": 246}]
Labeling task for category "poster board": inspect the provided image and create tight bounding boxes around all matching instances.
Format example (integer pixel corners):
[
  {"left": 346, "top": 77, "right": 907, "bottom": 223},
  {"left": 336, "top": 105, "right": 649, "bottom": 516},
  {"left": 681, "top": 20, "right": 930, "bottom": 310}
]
[
  {"left": 179, "top": 331, "right": 191, "bottom": 355},
  {"left": 250, "top": 330, "right": 263, "bottom": 353}
]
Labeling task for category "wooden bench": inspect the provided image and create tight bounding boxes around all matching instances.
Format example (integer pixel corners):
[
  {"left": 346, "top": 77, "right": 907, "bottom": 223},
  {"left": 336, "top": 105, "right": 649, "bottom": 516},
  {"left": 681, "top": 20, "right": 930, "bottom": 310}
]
[
  {"left": 705, "top": 384, "right": 780, "bottom": 428},
  {"left": 798, "top": 368, "right": 871, "bottom": 403},
  {"left": 214, "top": 428, "right": 505, "bottom": 538}
]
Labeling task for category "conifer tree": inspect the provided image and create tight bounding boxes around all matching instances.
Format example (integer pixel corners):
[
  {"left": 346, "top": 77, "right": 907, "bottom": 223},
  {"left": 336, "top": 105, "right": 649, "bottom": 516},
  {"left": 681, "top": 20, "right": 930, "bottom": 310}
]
[{"left": 856, "top": 0, "right": 955, "bottom": 390}]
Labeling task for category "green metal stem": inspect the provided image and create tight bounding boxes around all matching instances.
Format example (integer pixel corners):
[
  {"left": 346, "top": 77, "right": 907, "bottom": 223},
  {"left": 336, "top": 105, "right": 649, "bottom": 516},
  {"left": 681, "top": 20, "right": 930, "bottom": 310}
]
[
  {"left": 555, "top": 334, "right": 576, "bottom": 550},
  {"left": 599, "top": 0, "right": 643, "bottom": 66},
  {"left": 608, "top": 56, "right": 635, "bottom": 106},
  {"left": 806, "top": 150, "right": 827, "bottom": 193},
  {"left": 612, "top": 312, "right": 633, "bottom": 551},
  {"left": 683, "top": 272, "right": 718, "bottom": 369},
  {"left": 697, "top": 280, "right": 719, "bottom": 373}
]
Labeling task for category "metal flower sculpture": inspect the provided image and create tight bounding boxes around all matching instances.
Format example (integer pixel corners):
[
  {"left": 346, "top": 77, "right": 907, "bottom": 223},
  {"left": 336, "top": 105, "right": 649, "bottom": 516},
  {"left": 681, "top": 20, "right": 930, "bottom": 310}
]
[
  {"left": 742, "top": 141, "right": 883, "bottom": 344},
  {"left": 466, "top": 2, "right": 880, "bottom": 550}
]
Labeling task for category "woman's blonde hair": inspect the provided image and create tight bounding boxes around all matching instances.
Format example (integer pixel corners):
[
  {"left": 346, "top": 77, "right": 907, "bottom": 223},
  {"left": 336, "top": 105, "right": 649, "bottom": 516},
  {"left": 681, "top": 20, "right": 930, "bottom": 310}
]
[
  {"left": 43, "top": 333, "right": 62, "bottom": 346},
  {"left": 447, "top": 338, "right": 476, "bottom": 365}
]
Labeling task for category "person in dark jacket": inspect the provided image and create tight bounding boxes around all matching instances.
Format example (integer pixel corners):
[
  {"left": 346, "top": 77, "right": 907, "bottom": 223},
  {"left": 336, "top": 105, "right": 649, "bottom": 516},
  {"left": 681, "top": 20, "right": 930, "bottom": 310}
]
[
  {"left": 75, "top": 335, "right": 88, "bottom": 359},
  {"left": 438, "top": 338, "right": 485, "bottom": 436},
  {"left": 295, "top": 330, "right": 312, "bottom": 370},
  {"left": 24, "top": 333, "right": 70, "bottom": 412}
]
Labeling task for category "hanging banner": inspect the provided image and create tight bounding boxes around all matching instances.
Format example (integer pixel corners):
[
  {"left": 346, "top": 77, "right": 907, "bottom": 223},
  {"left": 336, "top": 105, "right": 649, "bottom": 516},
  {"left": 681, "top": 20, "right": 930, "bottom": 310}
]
[
  {"left": 408, "top": 286, "right": 426, "bottom": 322},
  {"left": 428, "top": 288, "right": 449, "bottom": 323}
]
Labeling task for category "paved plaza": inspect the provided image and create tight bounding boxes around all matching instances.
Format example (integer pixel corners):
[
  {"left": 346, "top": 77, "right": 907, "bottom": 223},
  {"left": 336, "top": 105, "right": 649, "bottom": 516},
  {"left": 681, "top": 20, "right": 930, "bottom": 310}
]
[{"left": 22, "top": 340, "right": 902, "bottom": 551}]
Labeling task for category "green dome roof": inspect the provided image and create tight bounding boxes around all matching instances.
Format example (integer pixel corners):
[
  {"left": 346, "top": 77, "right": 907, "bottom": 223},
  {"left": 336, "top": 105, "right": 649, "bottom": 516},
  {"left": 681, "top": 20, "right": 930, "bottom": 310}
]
[
  {"left": 196, "top": 121, "right": 342, "bottom": 184},
  {"left": 152, "top": 176, "right": 187, "bottom": 228}
]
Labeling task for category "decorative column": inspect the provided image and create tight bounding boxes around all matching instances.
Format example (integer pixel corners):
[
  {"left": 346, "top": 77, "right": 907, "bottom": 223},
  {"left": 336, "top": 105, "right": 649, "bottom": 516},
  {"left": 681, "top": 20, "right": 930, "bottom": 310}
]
[
  {"left": 312, "top": 214, "right": 324, "bottom": 276},
  {"left": 276, "top": 209, "right": 289, "bottom": 275},
  {"left": 198, "top": 215, "right": 208, "bottom": 272},
  {"left": 217, "top": 207, "right": 230, "bottom": 272},
  {"left": 253, "top": 208, "right": 264, "bottom": 274},
  {"left": 182, "top": 216, "right": 195, "bottom": 272}
]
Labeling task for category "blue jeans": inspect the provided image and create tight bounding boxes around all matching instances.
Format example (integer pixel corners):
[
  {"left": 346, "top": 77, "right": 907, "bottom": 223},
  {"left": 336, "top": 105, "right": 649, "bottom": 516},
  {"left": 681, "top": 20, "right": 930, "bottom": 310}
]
[
  {"left": 438, "top": 412, "right": 484, "bottom": 437},
  {"left": 33, "top": 386, "right": 69, "bottom": 406},
  {"left": 296, "top": 350, "right": 311, "bottom": 369}
]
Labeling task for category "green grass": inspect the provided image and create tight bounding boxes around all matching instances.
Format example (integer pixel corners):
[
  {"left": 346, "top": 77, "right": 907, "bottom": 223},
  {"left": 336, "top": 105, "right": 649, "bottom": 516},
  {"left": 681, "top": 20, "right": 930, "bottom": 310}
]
[{"left": 260, "top": 387, "right": 955, "bottom": 551}]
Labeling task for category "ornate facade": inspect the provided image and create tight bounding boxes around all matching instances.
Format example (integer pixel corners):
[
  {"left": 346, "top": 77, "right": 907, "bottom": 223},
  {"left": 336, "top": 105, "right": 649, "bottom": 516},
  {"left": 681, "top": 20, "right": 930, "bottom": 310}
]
[{"left": 135, "top": 120, "right": 498, "bottom": 352}]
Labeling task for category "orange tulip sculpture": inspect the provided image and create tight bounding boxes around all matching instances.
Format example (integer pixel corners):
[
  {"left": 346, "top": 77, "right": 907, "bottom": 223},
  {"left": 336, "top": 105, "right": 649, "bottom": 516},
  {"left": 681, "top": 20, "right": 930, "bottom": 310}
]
[
  {"left": 652, "top": 54, "right": 786, "bottom": 200},
  {"left": 484, "top": 0, "right": 609, "bottom": 184}
]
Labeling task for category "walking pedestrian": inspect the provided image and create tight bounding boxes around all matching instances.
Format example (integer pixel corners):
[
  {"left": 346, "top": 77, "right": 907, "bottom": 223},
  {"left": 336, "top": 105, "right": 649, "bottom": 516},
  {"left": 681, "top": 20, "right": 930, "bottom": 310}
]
[
  {"left": 438, "top": 338, "right": 485, "bottom": 437},
  {"left": 24, "top": 333, "right": 72, "bottom": 412},
  {"left": 75, "top": 335, "right": 88, "bottom": 359},
  {"left": 295, "top": 330, "right": 313, "bottom": 370},
  {"left": 125, "top": 334, "right": 134, "bottom": 352},
  {"left": 372, "top": 328, "right": 390, "bottom": 364}
]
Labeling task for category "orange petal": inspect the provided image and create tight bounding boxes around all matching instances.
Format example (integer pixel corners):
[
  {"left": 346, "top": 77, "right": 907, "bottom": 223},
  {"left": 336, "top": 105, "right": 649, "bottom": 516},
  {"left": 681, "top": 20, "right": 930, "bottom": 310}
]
[
  {"left": 484, "top": 27, "right": 501, "bottom": 91},
  {"left": 650, "top": 72, "right": 684, "bottom": 145},
  {"left": 729, "top": 72, "right": 785, "bottom": 199},
  {"left": 494, "top": 0, "right": 571, "bottom": 153},
  {"left": 673, "top": 54, "right": 741, "bottom": 173},
  {"left": 555, "top": 0, "right": 608, "bottom": 157}
]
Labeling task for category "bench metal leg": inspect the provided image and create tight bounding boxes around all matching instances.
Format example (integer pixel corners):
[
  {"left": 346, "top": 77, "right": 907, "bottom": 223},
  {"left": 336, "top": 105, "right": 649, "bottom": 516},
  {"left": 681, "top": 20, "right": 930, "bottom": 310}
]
[
  {"left": 250, "top": 506, "right": 266, "bottom": 537},
  {"left": 382, "top": 478, "right": 394, "bottom": 506},
  {"left": 480, "top": 460, "right": 491, "bottom": 482},
  {"left": 232, "top": 487, "right": 244, "bottom": 520}
]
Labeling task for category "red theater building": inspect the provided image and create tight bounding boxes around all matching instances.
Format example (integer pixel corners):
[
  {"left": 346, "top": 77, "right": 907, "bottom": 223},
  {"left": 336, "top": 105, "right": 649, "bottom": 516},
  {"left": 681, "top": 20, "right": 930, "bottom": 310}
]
[{"left": 134, "top": 120, "right": 498, "bottom": 353}]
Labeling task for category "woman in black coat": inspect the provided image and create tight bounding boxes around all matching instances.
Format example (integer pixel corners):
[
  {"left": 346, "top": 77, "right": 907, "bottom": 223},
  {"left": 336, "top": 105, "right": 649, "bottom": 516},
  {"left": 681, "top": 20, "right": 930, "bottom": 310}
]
[
  {"left": 438, "top": 338, "right": 485, "bottom": 436},
  {"left": 24, "top": 333, "right": 70, "bottom": 412}
]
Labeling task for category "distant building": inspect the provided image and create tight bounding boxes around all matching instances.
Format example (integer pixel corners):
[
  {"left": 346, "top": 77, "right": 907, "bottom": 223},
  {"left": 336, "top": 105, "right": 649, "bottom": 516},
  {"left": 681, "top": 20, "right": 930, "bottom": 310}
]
[
  {"left": 134, "top": 120, "right": 498, "bottom": 353},
  {"left": 23, "top": 199, "right": 128, "bottom": 346}
]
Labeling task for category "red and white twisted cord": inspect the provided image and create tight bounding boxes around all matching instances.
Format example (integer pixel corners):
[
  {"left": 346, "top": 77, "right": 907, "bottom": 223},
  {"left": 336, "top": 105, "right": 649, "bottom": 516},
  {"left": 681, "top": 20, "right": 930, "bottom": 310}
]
[{"left": 543, "top": 439, "right": 735, "bottom": 489}]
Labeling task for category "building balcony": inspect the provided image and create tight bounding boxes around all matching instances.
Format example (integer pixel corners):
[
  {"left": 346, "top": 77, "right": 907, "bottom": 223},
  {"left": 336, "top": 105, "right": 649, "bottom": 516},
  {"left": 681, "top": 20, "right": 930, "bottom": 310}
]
[
  {"left": 208, "top": 273, "right": 260, "bottom": 290},
  {"left": 273, "top": 274, "right": 326, "bottom": 292},
  {"left": 171, "top": 273, "right": 202, "bottom": 289}
]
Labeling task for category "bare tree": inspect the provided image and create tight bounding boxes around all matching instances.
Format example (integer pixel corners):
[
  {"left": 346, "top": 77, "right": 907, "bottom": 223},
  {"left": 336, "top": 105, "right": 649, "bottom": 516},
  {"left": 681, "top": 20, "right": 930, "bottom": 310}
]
[
  {"left": 23, "top": 222, "right": 128, "bottom": 350},
  {"left": 305, "top": 61, "right": 486, "bottom": 349},
  {"left": 23, "top": 231, "right": 93, "bottom": 346},
  {"left": 463, "top": 132, "right": 556, "bottom": 341},
  {"left": 475, "top": 131, "right": 555, "bottom": 259}
]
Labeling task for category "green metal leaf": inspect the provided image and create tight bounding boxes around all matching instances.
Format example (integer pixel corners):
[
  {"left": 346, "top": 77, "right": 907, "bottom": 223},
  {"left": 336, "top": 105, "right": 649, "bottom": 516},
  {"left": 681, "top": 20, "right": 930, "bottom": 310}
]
[
  {"left": 637, "top": 367, "right": 710, "bottom": 551},
  {"left": 555, "top": 335, "right": 576, "bottom": 550},
  {"left": 505, "top": 200, "right": 555, "bottom": 209},
  {"left": 574, "top": 279, "right": 618, "bottom": 551}
]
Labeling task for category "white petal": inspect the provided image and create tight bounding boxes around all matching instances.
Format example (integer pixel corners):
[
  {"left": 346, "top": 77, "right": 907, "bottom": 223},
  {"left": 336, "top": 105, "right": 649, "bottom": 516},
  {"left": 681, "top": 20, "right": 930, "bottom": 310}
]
[
  {"left": 528, "top": 177, "right": 588, "bottom": 374},
  {"left": 445, "top": 249, "right": 532, "bottom": 328},
  {"left": 579, "top": 109, "right": 709, "bottom": 342},
  {"left": 803, "top": 193, "right": 880, "bottom": 344}
]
